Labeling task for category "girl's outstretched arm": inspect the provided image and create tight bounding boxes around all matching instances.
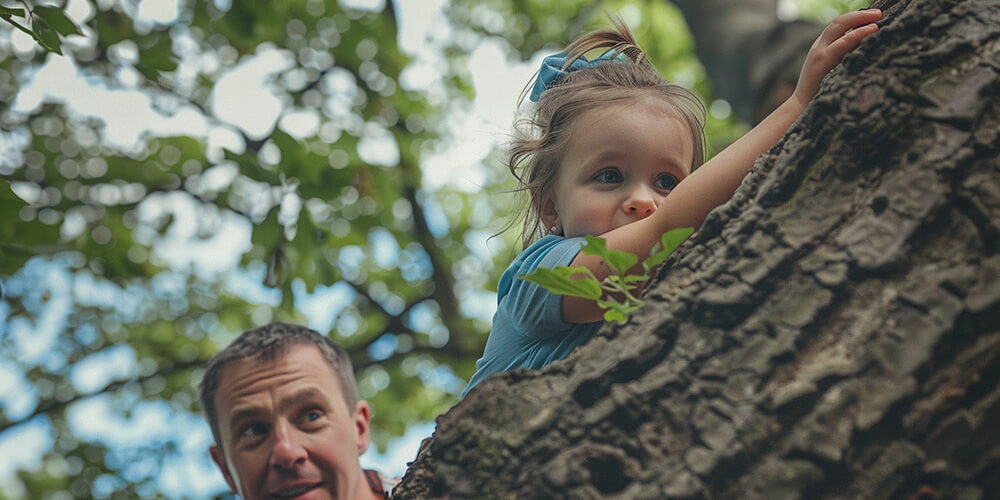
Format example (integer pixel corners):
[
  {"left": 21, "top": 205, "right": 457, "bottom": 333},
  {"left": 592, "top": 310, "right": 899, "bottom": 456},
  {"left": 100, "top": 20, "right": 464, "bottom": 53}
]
[{"left": 564, "top": 9, "right": 882, "bottom": 323}]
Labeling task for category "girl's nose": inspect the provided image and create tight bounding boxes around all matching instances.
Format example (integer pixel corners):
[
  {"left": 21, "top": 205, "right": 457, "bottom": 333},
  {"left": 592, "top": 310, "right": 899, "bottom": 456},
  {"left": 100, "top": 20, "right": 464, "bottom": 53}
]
[{"left": 623, "top": 188, "right": 656, "bottom": 216}]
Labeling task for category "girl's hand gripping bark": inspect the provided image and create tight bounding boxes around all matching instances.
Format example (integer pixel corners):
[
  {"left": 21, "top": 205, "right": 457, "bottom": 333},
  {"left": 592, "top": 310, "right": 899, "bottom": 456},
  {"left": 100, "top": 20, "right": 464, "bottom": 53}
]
[{"left": 793, "top": 9, "right": 883, "bottom": 107}]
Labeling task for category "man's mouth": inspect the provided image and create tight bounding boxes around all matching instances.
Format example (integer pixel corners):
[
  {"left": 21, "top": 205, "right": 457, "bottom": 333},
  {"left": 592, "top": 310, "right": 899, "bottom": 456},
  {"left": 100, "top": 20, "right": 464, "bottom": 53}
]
[{"left": 268, "top": 482, "right": 322, "bottom": 499}]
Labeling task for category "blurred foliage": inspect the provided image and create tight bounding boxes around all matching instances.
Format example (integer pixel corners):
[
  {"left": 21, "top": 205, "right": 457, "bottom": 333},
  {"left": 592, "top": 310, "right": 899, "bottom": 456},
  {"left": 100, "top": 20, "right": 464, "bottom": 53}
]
[
  {"left": 0, "top": 0, "right": 856, "bottom": 498},
  {"left": 792, "top": 0, "right": 873, "bottom": 22}
]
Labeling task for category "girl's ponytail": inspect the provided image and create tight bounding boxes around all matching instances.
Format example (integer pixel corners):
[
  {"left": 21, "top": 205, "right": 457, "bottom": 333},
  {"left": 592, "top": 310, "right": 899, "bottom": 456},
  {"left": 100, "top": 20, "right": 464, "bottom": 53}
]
[{"left": 561, "top": 16, "right": 649, "bottom": 72}]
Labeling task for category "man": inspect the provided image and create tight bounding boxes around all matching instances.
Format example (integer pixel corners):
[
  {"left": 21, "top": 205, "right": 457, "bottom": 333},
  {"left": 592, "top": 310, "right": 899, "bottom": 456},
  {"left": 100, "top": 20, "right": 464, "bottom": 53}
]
[{"left": 200, "top": 322, "right": 395, "bottom": 499}]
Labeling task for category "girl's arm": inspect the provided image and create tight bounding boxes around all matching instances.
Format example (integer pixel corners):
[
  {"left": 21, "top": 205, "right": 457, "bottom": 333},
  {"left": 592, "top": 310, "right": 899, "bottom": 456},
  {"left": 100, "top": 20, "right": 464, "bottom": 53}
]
[{"left": 564, "top": 9, "right": 882, "bottom": 323}]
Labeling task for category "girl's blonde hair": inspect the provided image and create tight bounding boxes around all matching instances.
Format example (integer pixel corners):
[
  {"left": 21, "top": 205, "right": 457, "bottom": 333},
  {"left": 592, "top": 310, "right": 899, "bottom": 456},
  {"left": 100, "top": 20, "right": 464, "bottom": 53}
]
[{"left": 508, "top": 17, "right": 707, "bottom": 248}]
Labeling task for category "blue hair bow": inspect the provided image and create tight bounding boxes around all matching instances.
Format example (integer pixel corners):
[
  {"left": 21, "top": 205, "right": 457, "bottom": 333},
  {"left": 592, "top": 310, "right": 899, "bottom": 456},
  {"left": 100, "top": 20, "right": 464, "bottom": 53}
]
[{"left": 529, "top": 50, "right": 626, "bottom": 102}]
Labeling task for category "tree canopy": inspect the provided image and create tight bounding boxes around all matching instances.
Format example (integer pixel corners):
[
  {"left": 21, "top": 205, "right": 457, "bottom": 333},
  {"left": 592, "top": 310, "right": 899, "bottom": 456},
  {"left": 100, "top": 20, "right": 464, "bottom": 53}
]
[{"left": 0, "top": 0, "right": 860, "bottom": 497}]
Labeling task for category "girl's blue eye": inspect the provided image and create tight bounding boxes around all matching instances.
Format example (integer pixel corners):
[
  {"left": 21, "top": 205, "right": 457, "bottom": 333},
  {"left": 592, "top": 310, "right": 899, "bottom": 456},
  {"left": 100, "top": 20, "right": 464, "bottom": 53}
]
[
  {"left": 306, "top": 410, "right": 320, "bottom": 422},
  {"left": 595, "top": 169, "right": 623, "bottom": 183},
  {"left": 653, "top": 173, "right": 679, "bottom": 191}
]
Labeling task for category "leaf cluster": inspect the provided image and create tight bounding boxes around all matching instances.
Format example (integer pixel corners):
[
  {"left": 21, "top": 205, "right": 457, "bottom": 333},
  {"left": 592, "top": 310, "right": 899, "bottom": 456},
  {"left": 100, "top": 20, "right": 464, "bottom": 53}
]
[
  {"left": 520, "top": 228, "right": 693, "bottom": 323},
  {"left": 1, "top": 2, "right": 82, "bottom": 54}
]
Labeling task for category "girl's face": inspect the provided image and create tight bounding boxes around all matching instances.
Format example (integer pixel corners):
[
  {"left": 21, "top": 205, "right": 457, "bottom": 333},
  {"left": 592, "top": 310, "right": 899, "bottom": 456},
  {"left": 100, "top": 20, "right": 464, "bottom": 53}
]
[{"left": 544, "top": 97, "right": 694, "bottom": 238}]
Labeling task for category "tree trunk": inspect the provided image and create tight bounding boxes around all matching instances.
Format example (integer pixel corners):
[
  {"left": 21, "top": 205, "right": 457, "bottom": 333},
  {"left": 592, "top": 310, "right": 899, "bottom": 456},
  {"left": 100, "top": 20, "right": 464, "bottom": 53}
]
[
  {"left": 672, "top": 0, "right": 822, "bottom": 123},
  {"left": 394, "top": 0, "right": 1000, "bottom": 497}
]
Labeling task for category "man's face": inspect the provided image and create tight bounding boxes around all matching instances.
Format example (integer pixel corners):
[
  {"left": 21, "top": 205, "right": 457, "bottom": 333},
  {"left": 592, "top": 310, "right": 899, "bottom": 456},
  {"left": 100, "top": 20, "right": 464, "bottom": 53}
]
[{"left": 209, "top": 344, "right": 372, "bottom": 500}]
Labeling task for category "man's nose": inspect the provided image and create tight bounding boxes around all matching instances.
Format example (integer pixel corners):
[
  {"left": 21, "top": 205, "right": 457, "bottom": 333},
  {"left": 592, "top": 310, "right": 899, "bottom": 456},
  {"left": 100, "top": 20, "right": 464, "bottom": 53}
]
[
  {"left": 270, "top": 423, "right": 307, "bottom": 470},
  {"left": 623, "top": 186, "right": 656, "bottom": 216}
]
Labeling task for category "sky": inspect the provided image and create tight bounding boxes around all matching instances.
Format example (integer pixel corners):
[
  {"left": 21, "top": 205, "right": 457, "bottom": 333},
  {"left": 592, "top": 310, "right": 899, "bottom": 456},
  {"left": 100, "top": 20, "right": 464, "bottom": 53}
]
[{"left": 0, "top": 0, "right": 543, "bottom": 496}]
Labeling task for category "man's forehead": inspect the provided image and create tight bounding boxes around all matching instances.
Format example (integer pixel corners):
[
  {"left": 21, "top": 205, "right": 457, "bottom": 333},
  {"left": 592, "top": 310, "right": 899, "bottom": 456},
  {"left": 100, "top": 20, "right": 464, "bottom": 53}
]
[
  {"left": 213, "top": 344, "right": 341, "bottom": 410},
  {"left": 226, "top": 385, "right": 332, "bottom": 424}
]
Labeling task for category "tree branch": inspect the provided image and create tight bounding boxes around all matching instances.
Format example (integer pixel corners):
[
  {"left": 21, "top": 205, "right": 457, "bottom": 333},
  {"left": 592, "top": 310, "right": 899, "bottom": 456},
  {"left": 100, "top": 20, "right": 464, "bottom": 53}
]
[
  {"left": 399, "top": 296, "right": 431, "bottom": 320},
  {"left": 142, "top": 182, "right": 256, "bottom": 223},
  {"left": 353, "top": 342, "right": 477, "bottom": 371},
  {"left": 1, "top": 15, "right": 35, "bottom": 40},
  {"left": 400, "top": 181, "right": 461, "bottom": 322},
  {"left": 0, "top": 359, "right": 205, "bottom": 435}
]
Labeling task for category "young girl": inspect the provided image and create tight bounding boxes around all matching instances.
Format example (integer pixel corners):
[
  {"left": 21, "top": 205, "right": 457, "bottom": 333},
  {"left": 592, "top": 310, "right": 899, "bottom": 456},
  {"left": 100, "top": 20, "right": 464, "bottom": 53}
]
[{"left": 463, "top": 11, "right": 882, "bottom": 397}]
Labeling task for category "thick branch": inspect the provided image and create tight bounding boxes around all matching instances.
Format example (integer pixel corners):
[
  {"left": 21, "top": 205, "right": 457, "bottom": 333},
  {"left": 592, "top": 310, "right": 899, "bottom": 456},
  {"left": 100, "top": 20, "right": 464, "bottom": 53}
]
[
  {"left": 0, "top": 359, "right": 204, "bottom": 435},
  {"left": 353, "top": 342, "right": 478, "bottom": 372}
]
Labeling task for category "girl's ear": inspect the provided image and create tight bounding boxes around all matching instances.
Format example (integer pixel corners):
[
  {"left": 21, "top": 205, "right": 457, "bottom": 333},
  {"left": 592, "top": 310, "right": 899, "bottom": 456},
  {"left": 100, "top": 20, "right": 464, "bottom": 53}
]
[{"left": 539, "top": 195, "right": 559, "bottom": 229}]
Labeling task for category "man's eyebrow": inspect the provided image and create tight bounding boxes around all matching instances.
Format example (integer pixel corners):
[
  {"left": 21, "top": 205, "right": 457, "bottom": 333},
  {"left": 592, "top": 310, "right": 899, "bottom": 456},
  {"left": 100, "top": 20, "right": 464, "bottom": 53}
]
[
  {"left": 278, "top": 386, "right": 330, "bottom": 412},
  {"left": 228, "top": 405, "right": 266, "bottom": 430}
]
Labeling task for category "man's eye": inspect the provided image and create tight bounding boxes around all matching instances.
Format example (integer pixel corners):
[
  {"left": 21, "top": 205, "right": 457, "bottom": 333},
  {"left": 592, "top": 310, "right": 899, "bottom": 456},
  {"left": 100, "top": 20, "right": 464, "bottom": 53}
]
[
  {"left": 594, "top": 169, "right": 623, "bottom": 183},
  {"left": 300, "top": 409, "right": 324, "bottom": 427},
  {"left": 653, "top": 173, "right": 679, "bottom": 191},
  {"left": 240, "top": 422, "right": 268, "bottom": 439}
]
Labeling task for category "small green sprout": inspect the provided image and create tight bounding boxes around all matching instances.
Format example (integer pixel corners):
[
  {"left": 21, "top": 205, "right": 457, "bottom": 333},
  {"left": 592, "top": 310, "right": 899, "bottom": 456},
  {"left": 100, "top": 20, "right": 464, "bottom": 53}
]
[{"left": 519, "top": 227, "right": 693, "bottom": 323}]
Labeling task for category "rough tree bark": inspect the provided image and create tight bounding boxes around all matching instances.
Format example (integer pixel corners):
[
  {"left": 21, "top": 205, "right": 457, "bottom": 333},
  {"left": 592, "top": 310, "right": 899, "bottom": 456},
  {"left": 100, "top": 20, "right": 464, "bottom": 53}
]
[{"left": 395, "top": 0, "right": 1000, "bottom": 497}]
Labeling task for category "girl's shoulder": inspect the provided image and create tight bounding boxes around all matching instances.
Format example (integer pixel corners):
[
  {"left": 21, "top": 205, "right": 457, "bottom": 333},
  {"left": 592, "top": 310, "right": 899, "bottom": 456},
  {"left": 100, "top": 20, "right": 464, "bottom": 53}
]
[
  {"left": 502, "top": 235, "right": 587, "bottom": 284},
  {"left": 514, "top": 234, "right": 581, "bottom": 265}
]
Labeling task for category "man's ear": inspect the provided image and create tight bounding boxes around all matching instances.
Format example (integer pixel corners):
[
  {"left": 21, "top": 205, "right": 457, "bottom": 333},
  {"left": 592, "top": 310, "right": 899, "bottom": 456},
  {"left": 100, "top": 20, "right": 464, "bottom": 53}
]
[
  {"left": 210, "top": 445, "right": 238, "bottom": 495},
  {"left": 353, "top": 400, "right": 372, "bottom": 455}
]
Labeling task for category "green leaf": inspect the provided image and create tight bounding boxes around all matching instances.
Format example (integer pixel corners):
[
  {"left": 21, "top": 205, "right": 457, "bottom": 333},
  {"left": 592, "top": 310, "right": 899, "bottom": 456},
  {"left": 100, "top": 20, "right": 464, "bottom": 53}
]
[
  {"left": 0, "top": 6, "right": 25, "bottom": 18},
  {"left": 580, "top": 235, "right": 638, "bottom": 275},
  {"left": 34, "top": 23, "right": 62, "bottom": 54},
  {"left": 606, "top": 274, "right": 629, "bottom": 290},
  {"left": 597, "top": 297, "right": 643, "bottom": 323},
  {"left": 518, "top": 266, "right": 602, "bottom": 300},
  {"left": 643, "top": 227, "right": 694, "bottom": 269},
  {"left": 603, "top": 308, "right": 627, "bottom": 323},
  {"left": 597, "top": 298, "right": 621, "bottom": 310},
  {"left": 33, "top": 6, "right": 82, "bottom": 36}
]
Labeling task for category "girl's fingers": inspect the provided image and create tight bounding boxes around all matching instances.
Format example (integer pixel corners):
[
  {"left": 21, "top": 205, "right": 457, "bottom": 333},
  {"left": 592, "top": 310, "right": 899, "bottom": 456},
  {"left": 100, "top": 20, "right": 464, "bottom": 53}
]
[
  {"left": 843, "top": 22, "right": 880, "bottom": 45},
  {"left": 819, "top": 9, "right": 883, "bottom": 46},
  {"left": 825, "top": 23, "right": 879, "bottom": 60}
]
